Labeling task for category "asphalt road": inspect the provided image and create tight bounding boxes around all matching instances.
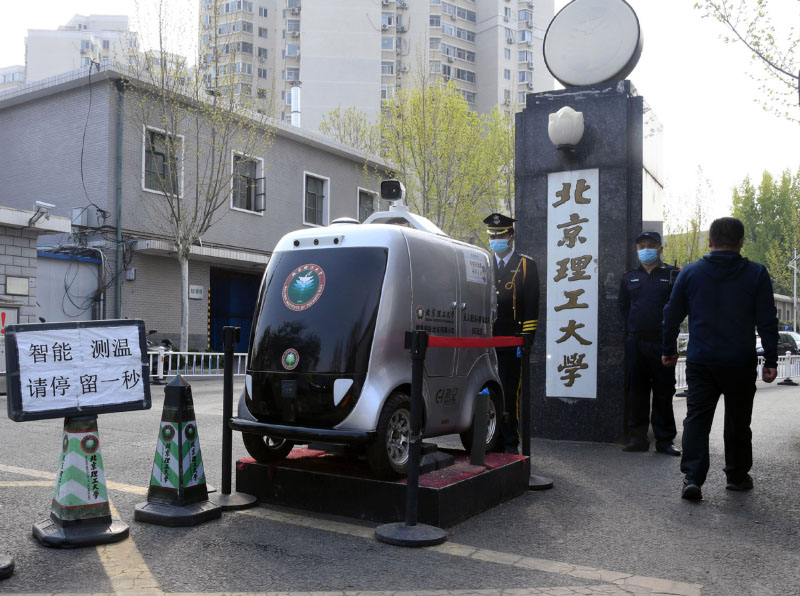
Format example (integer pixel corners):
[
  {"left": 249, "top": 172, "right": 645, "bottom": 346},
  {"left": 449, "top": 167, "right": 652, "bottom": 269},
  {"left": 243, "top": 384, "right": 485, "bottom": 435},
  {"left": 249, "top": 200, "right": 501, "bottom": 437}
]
[{"left": 1, "top": 376, "right": 799, "bottom": 595}]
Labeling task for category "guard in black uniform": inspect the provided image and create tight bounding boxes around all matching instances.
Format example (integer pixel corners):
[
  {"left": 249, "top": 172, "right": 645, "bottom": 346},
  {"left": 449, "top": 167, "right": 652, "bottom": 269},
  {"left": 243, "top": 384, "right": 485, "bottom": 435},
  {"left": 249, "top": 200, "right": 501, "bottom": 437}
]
[
  {"left": 484, "top": 213, "right": 539, "bottom": 454},
  {"left": 619, "top": 231, "right": 680, "bottom": 455}
]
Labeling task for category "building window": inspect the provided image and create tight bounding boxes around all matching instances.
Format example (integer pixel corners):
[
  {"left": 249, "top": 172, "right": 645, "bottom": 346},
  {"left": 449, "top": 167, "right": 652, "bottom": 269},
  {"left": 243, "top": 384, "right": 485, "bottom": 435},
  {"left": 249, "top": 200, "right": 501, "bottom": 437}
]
[
  {"left": 80, "top": 39, "right": 91, "bottom": 52},
  {"left": 382, "top": 13, "right": 394, "bottom": 27},
  {"left": 381, "top": 85, "right": 394, "bottom": 100},
  {"left": 429, "top": 15, "right": 441, "bottom": 27},
  {"left": 429, "top": 60, "right": 441, "bottom": 74},
  {"left": 519, "top": 9, "right": 533, "bottom": 22},
  {"left": 232, "top": 153, "right": 263, "bottom": 213},
  {"left": 518, "top": 70, "right": 532, "bottom": 83},
  {"left": 257, "top": 88, "right": 267, "bottom": 99},
  {"left": 382, "top": 37, "right": 395, "bottom": 51},
  {"left": 504, "top": 69, "right": 511, "bottom": 80},
  {"left": 504, "top": 6, "right": 512, "bottom": 19},
  {"left": 381, "top": 60, "right": 394, "bottom": 75},
  {"left": 304, "top": 174, "right": 327, "bottom": 226},
  {"left": 81, "top": 56, "right": 92, "bottom": 67},
  {"left": 258, "top": 67, "right": 268, "bottom": 79},
  {"left": 258, "top": 26, "right": 268, "bottom": 38},
  {"left": 518, "top": 91, "right": 526, "bottom": 104},
  {"left": 287, "top": 19, "right": 300, "bottom": 32},
  {"left": 285, "top": 67, "right": 300, "bottom": 80},
  {"left": 504, "top": 48, "right": 511, "bottom": 59},
  {"left": 258, "top": 47, "right": 268, "bottom": 59},
  {"left": 359, "top": 190, "right": 377, "bottom": 222},
  {"left": 519, "top": 49, "right": 533, "bottom": 62},
  {"left": 287, "top": 0, "right": 301, "bottom": 7},
  {"left": 461, "top": 90, "right": 475, "bottom": 104},
  {"left": 143, "top": 128, "right": 181, "bottom": 195},
  {"left": 429, "top": 37, "right": 441, "bottom": 50},
  {"left": 519, "top": 30, "right": 532, "bottom": 43},
  {"left": 286, "top": 43, "right": 300, "bottom": 57},
  {"left": 258, "top": 6, "right": 268, "bottom": 17},
  {"left": 102, "top": 39, "right": 110, "bottom": 50}
]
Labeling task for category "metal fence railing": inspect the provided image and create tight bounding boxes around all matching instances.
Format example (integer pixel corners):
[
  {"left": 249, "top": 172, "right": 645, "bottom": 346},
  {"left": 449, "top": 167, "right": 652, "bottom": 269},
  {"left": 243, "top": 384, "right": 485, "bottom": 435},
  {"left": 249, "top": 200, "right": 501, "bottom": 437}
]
[
  {"left": 147, "top": 349, "right": 248, "bottom": 380},
  {"left": 675, "top": 352, "right": 799, "bottom": 391}
]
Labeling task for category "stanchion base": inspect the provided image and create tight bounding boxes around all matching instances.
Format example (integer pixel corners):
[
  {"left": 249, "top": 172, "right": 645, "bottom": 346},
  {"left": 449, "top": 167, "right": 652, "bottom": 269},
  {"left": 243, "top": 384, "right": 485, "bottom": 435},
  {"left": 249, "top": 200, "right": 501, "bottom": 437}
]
[
  {"left": 134, "top": 500, "right": 221, "bottom": 527},
  {"left": 777, "top": 379, "right": 798, "bottom": 386},
  {"left": 0, "top": 554, "right": 14, "bottom": 579},
  {"left": 207, "top": 483, "right": 217, "bottom": 493},
  {"left": 529, "top": 474, "right": 554, "bottom": 491},
  {"left": 208, "top": 491, "right": 258, "bottom": 511},
  {"left": 374, "top": 522, "right": 447, "bottom": 547},
  {"left": 32, "top": 518, "right": 129, "bottom": 548}
]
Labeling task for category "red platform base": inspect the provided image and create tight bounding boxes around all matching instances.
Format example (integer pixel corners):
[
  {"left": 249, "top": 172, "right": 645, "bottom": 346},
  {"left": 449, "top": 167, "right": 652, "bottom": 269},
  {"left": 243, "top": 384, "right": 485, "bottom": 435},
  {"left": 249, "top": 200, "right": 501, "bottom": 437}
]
[{"left": 235, "top": 448, "right": 529, "bottom": 528}]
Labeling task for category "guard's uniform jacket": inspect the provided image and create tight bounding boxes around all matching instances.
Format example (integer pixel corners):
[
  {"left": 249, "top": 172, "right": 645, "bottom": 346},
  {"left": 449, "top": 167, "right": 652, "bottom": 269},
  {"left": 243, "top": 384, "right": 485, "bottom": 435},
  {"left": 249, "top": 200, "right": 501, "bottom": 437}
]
[
  {"left": 619, "top": 264, "right": 679, "bottom": 339},
  {"left": 618, "top": 261, "right": 680, "bottom": 448},
  {"left": 493, "top": 251, "right": 540, "bottom": 342}
]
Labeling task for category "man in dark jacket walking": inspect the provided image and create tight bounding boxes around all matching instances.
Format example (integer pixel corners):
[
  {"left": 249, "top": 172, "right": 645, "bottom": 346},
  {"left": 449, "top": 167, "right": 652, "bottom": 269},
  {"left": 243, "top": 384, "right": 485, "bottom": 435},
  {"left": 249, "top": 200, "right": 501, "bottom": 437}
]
[{"left": 662, "top": 217, "right": 778, "bottom": 501}]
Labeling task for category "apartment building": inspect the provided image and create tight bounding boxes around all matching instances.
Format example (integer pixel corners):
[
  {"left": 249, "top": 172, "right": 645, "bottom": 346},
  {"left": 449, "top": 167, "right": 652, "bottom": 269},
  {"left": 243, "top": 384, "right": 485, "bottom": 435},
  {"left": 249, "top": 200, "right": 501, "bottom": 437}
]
[
  {"left": 24, "top": 15, "right": 138, "bottom": 83},
  {"left": 0, "top": 66, "right": 25, "bottom": 90},
  {"left": 0, "top": 67, "right": 389, "bottom": 351},
  {"left": 199, "top": 0, "right": 554, "bottom": 131}
]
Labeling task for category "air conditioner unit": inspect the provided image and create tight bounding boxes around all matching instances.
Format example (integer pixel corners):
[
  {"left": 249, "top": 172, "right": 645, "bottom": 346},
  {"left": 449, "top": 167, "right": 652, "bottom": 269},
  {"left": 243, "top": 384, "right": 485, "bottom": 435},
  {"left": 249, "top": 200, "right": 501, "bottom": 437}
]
[
  {"left": 397, "top": 25, "right": 407, "bottom": 33},
  {"left": 502, "top": 98, "right": 511, "bottom": 106},
  {"left": 382, "top": 0, "right": 390, "bottom": 4},
  {"left": 526, "top": 39, "right": 533, "bottom": 46},
  {"left": 291, "top": 6, "right": 300, "bottom": 14},
  {"left": 506, "top": 37, "right": 514, "bottom": 44},
  {"left": 398, "top": 1, "right": 407, "bottom": 8},
  {"left": 503, "top": 15, "right": 509, "bottom": 22},
  {"left": 527, "top": 20, "right": 534, "bottom": 28},
  {"left": 442, "top": 74, "right": 450, "bottom": 81},
  {"left": 381, "top": 24, "right": 389, "bottom": 30},
  {"left": 290, "top": 30, "right": 300, "bottom": 37},
  {"left": 527, "top": 0, "right": 534, "bottom": 6},
  {"left": 400, "top": 65, "right": 409, "bottom": 73},
  {"left": 527, "top": 61, "right": 534, "bottom": 69},
  {"left": 450, "top": 13, "right": 457, "bottom": 20},
  {"left": 527, "top": 81, "right": 534, "bottom": 89},
  {"left": 447, "top": 55, "right": 454, "bottom": 62}
]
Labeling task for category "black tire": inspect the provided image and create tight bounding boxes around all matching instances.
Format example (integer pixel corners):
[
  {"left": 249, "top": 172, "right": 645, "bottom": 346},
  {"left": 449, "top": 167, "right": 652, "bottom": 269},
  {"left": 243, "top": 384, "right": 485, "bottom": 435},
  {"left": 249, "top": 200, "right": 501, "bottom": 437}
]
[
  {"left": 242, "top": 433, "right": 294, "bottom": 463},
  {"left": 460, "top": 386, "right": 503, "bottom": 453},
  {"left": 366, "top": 392, "right": 411, "bottom": 479}
]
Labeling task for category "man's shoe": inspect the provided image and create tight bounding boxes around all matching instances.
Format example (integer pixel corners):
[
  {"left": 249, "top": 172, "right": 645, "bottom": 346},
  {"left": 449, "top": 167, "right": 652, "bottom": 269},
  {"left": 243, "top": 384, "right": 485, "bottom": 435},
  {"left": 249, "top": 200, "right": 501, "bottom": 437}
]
[
  {"left": 656, "top": 443, "right": 681, "bottom": 456},
  {"left": 622, "top": 440, "right": 649, "bottom": 452},
  {"left": 726, "top": 474, "right": 754, "bottom": 491},
  {"left": 682, "top": 479, "right": 702, "bottom": 501}
]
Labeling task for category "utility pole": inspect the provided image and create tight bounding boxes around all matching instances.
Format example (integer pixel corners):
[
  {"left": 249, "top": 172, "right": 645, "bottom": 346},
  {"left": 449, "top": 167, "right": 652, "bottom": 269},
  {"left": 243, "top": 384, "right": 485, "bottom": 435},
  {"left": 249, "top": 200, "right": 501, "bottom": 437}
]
[{"left": 789, "top": 249, "right": 799, "bottom": 331}]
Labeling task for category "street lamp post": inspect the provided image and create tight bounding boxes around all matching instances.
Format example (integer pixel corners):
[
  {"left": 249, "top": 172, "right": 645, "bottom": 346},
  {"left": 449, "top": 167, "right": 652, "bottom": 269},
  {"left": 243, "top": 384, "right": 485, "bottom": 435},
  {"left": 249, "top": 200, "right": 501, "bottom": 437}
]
[{"left": 789, "top": 249, "right": 799, "bottom": 331}]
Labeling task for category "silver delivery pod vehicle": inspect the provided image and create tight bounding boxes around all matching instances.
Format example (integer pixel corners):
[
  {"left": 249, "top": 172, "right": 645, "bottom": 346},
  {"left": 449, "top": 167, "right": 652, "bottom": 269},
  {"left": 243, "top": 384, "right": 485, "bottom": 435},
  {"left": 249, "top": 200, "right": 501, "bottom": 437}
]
[{"left": 234, "top": 181, "right": 503, "bottom": 478}]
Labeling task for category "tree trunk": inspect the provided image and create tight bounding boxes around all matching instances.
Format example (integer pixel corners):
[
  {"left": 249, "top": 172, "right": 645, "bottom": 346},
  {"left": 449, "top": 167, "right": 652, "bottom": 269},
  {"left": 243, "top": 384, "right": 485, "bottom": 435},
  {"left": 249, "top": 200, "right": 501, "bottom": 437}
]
[{"left": 179, "top": 254, "right": 190, "bottom": 352}]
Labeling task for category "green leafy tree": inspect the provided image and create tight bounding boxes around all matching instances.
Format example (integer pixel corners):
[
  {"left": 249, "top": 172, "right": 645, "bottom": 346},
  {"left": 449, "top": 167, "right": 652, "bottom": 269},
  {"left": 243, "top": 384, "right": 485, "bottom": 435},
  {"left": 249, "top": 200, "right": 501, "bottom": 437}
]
[
  {"left": 732, "top": 169, "right": 800, "bottom": 295},
  {"left": 695, "top": 0, "right": 799, "bottom": 122},
  {"left": 319, "top": 106, "right": 382, "bottom": 155}
]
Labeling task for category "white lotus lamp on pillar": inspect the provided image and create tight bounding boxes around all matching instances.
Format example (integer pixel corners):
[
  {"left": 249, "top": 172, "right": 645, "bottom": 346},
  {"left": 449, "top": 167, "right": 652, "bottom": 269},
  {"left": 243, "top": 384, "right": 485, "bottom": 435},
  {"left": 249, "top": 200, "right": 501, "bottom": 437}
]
[{"left": 548, "top": 106, "right": 585, "bottom": 151}]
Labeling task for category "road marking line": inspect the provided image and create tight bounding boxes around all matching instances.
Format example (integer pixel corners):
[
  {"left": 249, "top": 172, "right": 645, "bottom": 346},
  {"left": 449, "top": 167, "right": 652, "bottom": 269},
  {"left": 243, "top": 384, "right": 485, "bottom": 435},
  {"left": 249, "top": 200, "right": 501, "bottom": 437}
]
[{"left": 0, "top": 464, "right": 702, "bottom": 595}]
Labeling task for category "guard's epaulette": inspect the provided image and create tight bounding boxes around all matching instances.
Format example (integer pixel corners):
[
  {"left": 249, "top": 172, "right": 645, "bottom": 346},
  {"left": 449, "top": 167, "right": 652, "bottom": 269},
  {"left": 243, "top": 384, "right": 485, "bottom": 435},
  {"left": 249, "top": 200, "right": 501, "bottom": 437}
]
[{"left": 519, "top": 253, "right": 533, "bottom": 260}]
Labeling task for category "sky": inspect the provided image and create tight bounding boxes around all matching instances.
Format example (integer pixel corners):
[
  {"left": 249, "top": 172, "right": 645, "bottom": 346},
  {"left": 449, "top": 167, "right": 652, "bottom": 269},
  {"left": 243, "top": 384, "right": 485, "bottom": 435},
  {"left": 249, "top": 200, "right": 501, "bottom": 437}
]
[{"left": 1, "top": 0, "right": 797, "bottom": 227}]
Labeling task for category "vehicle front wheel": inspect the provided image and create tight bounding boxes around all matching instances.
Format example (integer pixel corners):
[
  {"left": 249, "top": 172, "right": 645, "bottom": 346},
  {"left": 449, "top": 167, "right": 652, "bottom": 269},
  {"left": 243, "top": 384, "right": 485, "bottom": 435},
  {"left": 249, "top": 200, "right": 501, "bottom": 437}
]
[
  {"left": 242, "top": 433, "right": 294, "bottom": 463},
  {"left": 366, "top": 392, "right": 411, "bottom": 479},
  {"left": 459, "top": 386, "right": 503, "bottom": 453}
]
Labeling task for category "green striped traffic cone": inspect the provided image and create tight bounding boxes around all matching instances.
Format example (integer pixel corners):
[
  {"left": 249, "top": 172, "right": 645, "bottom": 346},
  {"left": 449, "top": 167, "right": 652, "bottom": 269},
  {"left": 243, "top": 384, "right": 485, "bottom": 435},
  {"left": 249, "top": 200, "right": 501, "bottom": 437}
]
[
  {"left": 32, "top": 416, "right": 129, "bottom": 548},
  {"left": 134, "top": 375, "right": 221, "bottom": 526}
]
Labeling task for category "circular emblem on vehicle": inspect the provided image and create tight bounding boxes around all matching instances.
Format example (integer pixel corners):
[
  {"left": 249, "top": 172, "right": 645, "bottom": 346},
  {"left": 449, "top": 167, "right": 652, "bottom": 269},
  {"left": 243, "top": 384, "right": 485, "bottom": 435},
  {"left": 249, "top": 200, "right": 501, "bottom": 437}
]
[
  {"left": 81, "top": 435, "right": 99, "bottom": 454},
  {"left": 184, "top": 423, "right": 196, "bottom": 441},
  {"left": 161, "top": 424, "right": 176, "bottom": 442},
  {"left": 416, "top": 306, "right": 425, "bottom": 320},
  {"left": 282, "top": 264, "right": 326, "bottom": 311},
  {"left": 282, "top": 348, "right": 299, "bottom": 370}
]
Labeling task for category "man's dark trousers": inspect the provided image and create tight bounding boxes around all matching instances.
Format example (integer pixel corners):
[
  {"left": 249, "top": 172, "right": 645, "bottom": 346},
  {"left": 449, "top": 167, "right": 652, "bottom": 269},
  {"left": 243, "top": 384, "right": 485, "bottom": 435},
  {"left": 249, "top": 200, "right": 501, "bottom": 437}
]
[
  {"left": 626, "top": 336, "right": 677, "bottom": 446},
  {"left": 682, "top": 363, "right": 757, "bottom": 486},
  {"left": 496, "top": 349, "right": 521, "bottom": 452}
]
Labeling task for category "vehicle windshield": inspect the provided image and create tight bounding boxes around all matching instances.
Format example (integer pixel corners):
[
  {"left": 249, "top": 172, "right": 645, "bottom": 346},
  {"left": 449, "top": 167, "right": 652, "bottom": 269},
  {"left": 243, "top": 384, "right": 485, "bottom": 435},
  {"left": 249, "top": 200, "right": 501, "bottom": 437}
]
[{"left": 249, "top": 247, "right": 388, "bottom": 374}]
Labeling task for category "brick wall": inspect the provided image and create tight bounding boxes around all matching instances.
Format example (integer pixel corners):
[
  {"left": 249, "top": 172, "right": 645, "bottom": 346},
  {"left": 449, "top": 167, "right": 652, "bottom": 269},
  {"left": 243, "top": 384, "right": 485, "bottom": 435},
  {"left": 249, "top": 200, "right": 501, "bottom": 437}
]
[{"left": 0, "top": 226, "right": 40, "bottom": 323}]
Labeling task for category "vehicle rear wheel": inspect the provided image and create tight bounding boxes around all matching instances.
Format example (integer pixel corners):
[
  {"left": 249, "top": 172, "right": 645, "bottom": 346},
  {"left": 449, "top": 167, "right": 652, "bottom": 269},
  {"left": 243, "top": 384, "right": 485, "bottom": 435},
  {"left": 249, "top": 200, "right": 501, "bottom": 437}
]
[
  {"left": 242, "top": 433, "right": 294, "bottom": 463},
  {"left": 366, "top": 392, "right": 411, "bottom": 479},
  {"left": 459, "top": 386, "right": 503, "bottom": 453}
]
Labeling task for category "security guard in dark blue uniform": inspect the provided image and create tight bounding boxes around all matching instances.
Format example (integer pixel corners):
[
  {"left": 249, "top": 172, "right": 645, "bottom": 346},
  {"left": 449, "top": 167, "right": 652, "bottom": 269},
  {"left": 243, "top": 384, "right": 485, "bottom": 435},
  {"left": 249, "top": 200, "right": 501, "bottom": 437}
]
[
  {"left": 484, "top": 213, "right": 539, "bottom": 453},
  {"left": 619, "top": 231, "right": 680, "bottom": 455}
]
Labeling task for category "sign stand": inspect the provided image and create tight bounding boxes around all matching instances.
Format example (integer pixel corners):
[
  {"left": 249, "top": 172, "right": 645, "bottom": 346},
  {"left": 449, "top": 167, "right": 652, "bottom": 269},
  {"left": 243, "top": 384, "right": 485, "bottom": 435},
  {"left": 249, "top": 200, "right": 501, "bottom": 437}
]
[
  {"left": 33, "top": 416, "right": 129, "bottom": 548},
  {"left": 0, "top": 554, "right": 14, "bottom": 579}
]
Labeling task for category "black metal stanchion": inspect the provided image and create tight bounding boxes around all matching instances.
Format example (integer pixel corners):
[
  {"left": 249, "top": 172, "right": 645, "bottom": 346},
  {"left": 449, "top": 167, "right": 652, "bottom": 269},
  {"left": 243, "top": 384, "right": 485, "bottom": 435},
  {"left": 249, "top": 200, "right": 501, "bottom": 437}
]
[
  {"left": 0, "top": 554, "right": 14, "bottom": 579},
  {"left": 375, "top": 330, "right": 447, "bottom": 547},
  {"left": 778, "top": 351, "right": 798, "bottom": 386},
  {"left": 469, "top": 388, "right": 489, "bottom": 467},
  {"left": 520, "top": 333, "right": 553, "bottom": 491},
  {"left": 210, "top": 327, "right": 257, "bottom": 510}
]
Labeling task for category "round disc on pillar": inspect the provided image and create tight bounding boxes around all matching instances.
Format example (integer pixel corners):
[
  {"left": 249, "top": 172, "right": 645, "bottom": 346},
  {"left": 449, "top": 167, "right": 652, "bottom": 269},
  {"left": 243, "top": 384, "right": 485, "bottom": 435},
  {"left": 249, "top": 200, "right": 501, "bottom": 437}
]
[
  {"left": 208, "top": 491, "right": 258, "bottom": 511},
  {"left": 374, "top": 522, "right": 447, "bottom": 547},
  {"left": 529, "top": 474, "right": 554, "bottom": 491}
]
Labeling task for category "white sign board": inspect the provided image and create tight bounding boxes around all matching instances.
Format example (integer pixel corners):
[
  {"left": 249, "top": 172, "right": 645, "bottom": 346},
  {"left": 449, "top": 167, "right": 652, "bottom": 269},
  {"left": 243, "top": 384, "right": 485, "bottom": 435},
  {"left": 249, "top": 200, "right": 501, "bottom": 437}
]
[
  {"left": 545, "top": 169, "right": 599, "bottom": 399},
  {"left": 189, "top": 284, "right": 205, "bottom": 300},
  {"left": 5, "top": 320, "right": 151, "bottom": 421}
]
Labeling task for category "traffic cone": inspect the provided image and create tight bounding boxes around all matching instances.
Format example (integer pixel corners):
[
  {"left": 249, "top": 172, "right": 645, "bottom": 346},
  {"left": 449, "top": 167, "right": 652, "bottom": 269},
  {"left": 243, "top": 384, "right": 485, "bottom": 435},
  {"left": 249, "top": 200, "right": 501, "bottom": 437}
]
[
  {"left": 134, "top": 375, "right": 221, "bottom": 526},
  {"left": 32, "top": 416, "right": 129, "bottom": 548}
]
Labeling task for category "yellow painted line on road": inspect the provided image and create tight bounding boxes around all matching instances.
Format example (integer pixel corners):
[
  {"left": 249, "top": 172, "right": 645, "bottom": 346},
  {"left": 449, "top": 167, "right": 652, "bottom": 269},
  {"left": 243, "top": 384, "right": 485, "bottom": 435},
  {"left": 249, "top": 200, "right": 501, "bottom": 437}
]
[{"left": 0, "top": 463, "right": 702, "bottom": 596}]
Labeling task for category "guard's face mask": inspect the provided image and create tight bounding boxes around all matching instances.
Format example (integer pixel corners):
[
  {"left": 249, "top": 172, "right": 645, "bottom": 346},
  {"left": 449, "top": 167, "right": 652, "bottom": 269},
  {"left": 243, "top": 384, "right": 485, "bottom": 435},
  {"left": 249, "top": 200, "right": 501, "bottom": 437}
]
[
  {"left": 490, "top": 239, "right": 511, "bottom": 253},
  {"left": 638, "top": 248, "right": 659, "bottom": 265}
]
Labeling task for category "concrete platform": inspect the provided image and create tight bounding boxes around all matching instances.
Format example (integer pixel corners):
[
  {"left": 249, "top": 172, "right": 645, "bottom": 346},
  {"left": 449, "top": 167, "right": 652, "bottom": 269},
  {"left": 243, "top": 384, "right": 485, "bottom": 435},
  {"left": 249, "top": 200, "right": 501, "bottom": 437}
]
[{"left": 235, "top": 447, "right": 529, "bottom": 528}]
